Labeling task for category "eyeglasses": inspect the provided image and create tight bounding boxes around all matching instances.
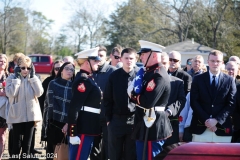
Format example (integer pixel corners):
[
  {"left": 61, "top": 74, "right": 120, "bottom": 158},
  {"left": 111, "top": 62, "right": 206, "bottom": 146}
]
[
  {"left": 187, "top": 62, "right": 192, "bottom": 65},
  {"left": 64, "top": 67, "right": 75, "bottom": 72},
  {"left": 209, "top": 60, "right": 222, "bottom": 64},
  {"left": 54, "top": 67, "right": 60, "bottom": 71},
  {"left": 114, "top": 55, "right": 120, "bottom": 59},
  {"left": 226, "top": 68, "right": 235, "bottom": 71},
  {"left": 169, "top": 58, "right": 179, "bottom": 63},
  {"left": 20, "top": 67, "right": 31, "bottom": 70}
]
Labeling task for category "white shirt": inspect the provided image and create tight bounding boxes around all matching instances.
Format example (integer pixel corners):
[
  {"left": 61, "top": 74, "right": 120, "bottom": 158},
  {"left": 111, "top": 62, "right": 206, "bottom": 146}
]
[{"left": 179, "top": 93, "right": 193, "bottom": 133}]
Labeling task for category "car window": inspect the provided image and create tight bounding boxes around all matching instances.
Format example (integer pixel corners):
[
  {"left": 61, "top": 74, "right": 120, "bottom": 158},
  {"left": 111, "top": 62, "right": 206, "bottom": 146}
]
[
  {"left": 40, "top": 57, "right": 49, "bottom": 62},
  {"left": 30, "top": 56, "right": 39, "bottom": 62}
]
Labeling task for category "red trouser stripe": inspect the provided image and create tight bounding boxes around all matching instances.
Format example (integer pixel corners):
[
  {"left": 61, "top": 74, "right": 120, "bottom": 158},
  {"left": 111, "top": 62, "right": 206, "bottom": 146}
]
[
  {"left": 148, "top": 141, "right": 152, "bottom": 160},
  {"left": 76, "top": 135, "right": 85, "bottom": 160}
]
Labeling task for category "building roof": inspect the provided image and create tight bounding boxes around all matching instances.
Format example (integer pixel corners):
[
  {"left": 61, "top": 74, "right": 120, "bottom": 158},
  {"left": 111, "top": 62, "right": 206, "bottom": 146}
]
[{"left": 163, "top": 39, "right": 214, "bottom": 54}]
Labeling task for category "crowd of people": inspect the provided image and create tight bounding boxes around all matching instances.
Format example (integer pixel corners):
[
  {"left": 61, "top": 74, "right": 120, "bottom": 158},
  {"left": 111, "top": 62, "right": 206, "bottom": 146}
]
[{"left": 0, "top": 40, "right": 240, "bottom": 160}]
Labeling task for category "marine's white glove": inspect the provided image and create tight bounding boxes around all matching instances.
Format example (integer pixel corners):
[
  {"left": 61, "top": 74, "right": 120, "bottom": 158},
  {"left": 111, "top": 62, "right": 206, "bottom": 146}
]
[
  {"left": 128, "top": 102, "right": 136, "bottom": 112},
  {"left": 69, "top": 136, "right": 81, "bottom": 145},
  {"left": 127, "top": 79, "right": 135, "bottom": 98},
  {"left": 7, "top": 123, "right": 13, "bottom": 131}
]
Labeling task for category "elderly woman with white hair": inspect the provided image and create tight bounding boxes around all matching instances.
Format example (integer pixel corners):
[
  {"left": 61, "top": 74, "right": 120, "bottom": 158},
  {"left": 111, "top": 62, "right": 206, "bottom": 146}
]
[{"left": 6, "top": 55, "right": 43, "bottom": 159}]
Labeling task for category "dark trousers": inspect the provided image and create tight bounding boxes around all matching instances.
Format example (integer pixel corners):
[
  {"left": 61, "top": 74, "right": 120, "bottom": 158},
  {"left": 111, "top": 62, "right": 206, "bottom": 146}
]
[
  {"left": 90, "top": 121, "right": 108, "bottom": 160},
  {"left": 69, "top": 134, "right": 94, "bottom": 160},
  {"left": 136, "top": 140, "right": 165, "bottom": 160},
  {"left": 183, "top": 127, "right": 192, "bottom": 142},
  {"left": 30, "top": 128, "right": 36, "bottom": 152},
  {"left": 11, "top": 121, "right": 35, "bottom": 159},
  {"left": 108, "top": 115, "right": 136, "bottom": 160},
  {"left": 164, "top": 122, "right": 179, "bottom": 146},
  {"left": 8, "top": 129, "right": 14, "bottom": 156},
  {"left": 232, "top": 129, "right": 240, "bottom": 142},
  {"left": 9, "top": 128, "right": 37, "bottom": 157},
  {"left": 46, "top": 137, "right": 54, "bottom": 160}
]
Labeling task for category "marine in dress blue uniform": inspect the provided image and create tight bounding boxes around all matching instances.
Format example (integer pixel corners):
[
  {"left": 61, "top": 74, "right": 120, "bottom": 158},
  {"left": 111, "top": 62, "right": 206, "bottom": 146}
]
[
  {"left": 68, "top": 47, "right": 102, "bottom": 160},
  {"left": 128, "top": 40, "right": 172, "bottom": 160}
]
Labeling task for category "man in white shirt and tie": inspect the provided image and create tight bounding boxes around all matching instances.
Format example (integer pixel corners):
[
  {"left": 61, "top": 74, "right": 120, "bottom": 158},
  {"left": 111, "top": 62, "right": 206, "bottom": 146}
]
[{"left": 190, "top": 50, "right": 236, "bottom": 142}]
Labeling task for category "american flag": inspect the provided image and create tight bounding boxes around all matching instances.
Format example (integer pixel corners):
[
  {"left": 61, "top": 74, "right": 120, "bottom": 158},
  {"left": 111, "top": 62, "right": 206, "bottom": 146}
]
[{"left": 134, "top": 68, "right": 144, "bottom": 94}]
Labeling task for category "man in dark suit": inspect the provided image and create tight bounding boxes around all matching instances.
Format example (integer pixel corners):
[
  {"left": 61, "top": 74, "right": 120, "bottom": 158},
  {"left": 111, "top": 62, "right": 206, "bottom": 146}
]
[
  {"left": 228, "top": 56, "right": 240, "bottom": 81},
  {"left": 168, "top": 51, "right": 192, "bottom": 95},
  {"left": 190, "top": 50, "right": 236, "bottom": 142},
  {"left": 225, "top": 61, "right": 240, "bottom": 142},
  {"left": 226, "top": 61, "right": 240, "bottom": 84},
  {"left": 161, "top": 52, "right": 186, "bottom": 146}
]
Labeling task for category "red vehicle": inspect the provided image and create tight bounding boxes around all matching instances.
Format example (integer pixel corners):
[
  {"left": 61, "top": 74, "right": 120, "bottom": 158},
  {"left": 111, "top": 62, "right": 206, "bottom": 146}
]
[
  {"left": 29, "top": 54, "right": 53, "bottom": 74},
  {"left": 164, "top": 142, "right": 240, "bottom": 160}
]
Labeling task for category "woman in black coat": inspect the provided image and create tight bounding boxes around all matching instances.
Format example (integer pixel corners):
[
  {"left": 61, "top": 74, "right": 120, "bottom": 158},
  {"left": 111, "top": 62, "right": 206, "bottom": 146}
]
[{"left": 40, "top": 60, "right": 64, "bottom": 160}]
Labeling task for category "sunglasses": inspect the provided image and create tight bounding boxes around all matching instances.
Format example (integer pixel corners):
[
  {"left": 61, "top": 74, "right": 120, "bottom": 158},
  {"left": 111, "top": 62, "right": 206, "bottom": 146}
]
[
  {"left": 169, "top": 58, "right": 179, "bottom": 63},
  {"left": 54, "top": 67, "right": 60, "bottom": 71},
  {"left": 187, "top": 62, "right": 192, "bottom": 65},
  {"left": 114, "top": 55, "right": 120, "bottom": 59},
  {"left": 20, "top": 67, "right": 31, "bottom": 70},
  {"left": 64, "top": 67, "right": 75, "bottom": 72}
]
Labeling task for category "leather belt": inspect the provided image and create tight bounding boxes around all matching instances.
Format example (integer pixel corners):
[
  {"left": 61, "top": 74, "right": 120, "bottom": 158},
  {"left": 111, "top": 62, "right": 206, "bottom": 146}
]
[{"left": 81, "top": 106, "right": 100, "bottom": 114}]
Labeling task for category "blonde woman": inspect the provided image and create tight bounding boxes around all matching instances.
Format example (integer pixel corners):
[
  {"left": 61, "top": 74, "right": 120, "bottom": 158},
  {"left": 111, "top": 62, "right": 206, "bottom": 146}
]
[
  {"left": 6, "top": 55, "right": 43, "bottom": 159},
  {"left": 8, "top": 53, "right": 25, "bottom": 73},
  {"left": 0, "top": 53, "right": 9, "bottom": 159}
]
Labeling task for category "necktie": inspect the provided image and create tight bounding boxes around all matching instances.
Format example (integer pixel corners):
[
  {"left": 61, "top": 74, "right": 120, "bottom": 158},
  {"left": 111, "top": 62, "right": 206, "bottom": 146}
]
[{"left": 211, "top": 75, "right": 216, "bottom": 95}]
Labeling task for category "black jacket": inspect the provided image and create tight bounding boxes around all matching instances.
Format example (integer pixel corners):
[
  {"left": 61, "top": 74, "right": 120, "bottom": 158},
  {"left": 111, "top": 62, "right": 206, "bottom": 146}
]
[
  {"left": 68, "top": 70, "right": 102, "bottom": 136},
  {"left": 229, "top": 80, "right": 240, "bottom": 132},
  {"left": 38, "top": 76, "right": 55, "bottom": 113},
  {"left": 190, "top": 72, "right": 236, "bottom": 136},
  {"left": 168, "top": 68, "right": 192, "bottom": 95},
  {"left": 104, "top": 67, "right": 138, "bottom": 122},
  {"left": 165, "top": 76, "right": 186, "bottom": 146},
  {"left": 132, "top": 63, "right": 172, "bottom": 141},
  {"left": 93, "top": 63, "right": 116, "bottom": 122}
]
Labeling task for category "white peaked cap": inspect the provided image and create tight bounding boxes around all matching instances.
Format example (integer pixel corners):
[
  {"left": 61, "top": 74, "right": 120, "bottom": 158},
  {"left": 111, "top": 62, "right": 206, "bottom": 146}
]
[
  {"left": 75, "top": 47, "right": 99, "bottom": 59},
  {"left": 138, "top": 40, "right": 165, "bottom": 54}
]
